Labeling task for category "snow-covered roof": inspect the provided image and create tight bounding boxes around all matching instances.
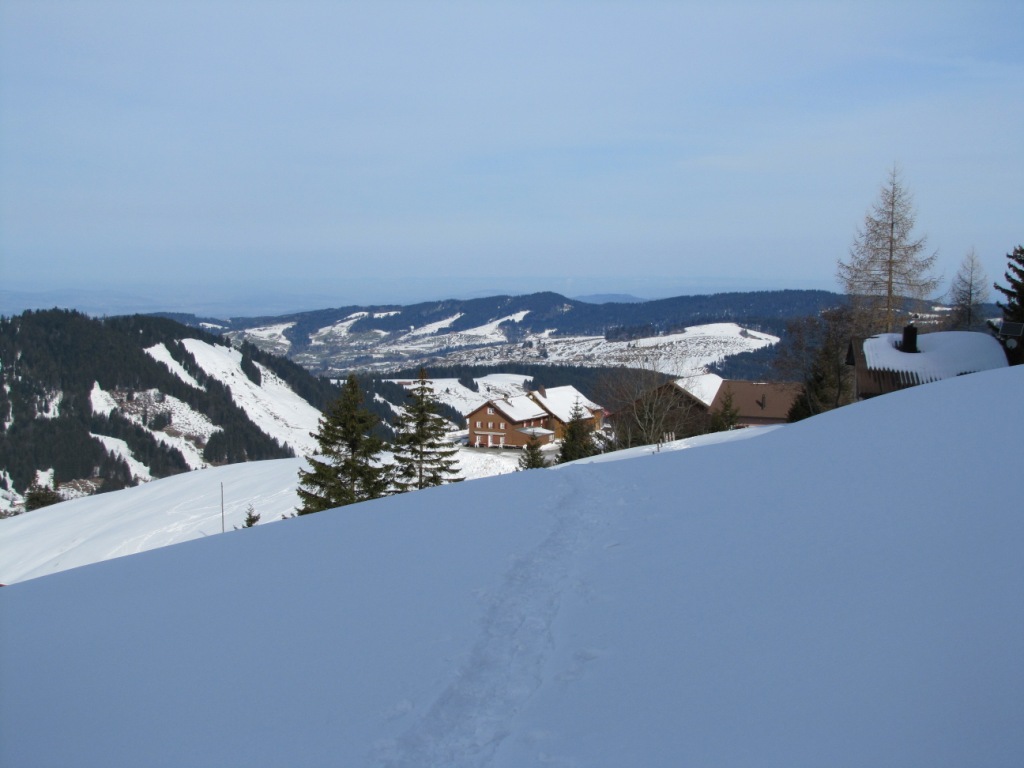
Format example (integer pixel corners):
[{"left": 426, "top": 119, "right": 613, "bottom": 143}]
[
  {"left": 673, "top": 372, "right": 724, "bottom": 407},
  {"left": 491, "top": 395, "right": 548, "bottom": 422},
  {"left": 862, "top": 331, "right": 1007, "bottom": 384},
  {"left": 530, "top": 385, "right": 601, "bottom": 422}
]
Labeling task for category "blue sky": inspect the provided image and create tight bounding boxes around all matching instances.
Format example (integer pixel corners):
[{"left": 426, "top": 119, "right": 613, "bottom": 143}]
[{"left": 1, "top": 1, "right": 1022, "bottom": 315}]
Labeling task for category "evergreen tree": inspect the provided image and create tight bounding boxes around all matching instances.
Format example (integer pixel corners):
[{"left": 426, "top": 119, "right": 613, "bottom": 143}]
[
  {"left": 556, "top": 399, "right": 598, "bottom": 464},
  {"left": 518, "top": 436, "right": 547, "bottom": 470},
  {"left": 24, "top": 482, "right": 62, "bottom": 511},
  {"left": 296, "top": 374, "right": 390, "bottom": 514},
  {"left": 990, "top": 244, "right": 1024, "bottom": 365},
  {"left": 391, "top": 369, "right": 462, "bottom": 493},
  {"left": 709, "top": 388, "right": 740, "bottom": 432},
  {"left": 243, "top": 503, "right": 260, "bottom": 527},
  {"left": 775, "top": 306, "right": 855, "bottom": 419}
]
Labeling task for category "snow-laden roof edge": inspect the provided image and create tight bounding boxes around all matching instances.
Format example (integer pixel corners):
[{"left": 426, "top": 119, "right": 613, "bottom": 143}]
[
  {"left": 862, "top": 331, "right": 1007, "bottom": 383},
  {"left": 673, "top": 373, "right": 724, "bottom": 407}
]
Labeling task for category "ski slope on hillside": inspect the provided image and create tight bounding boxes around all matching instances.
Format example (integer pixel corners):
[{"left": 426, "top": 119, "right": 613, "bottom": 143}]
[
  {"left": 2, "top": 367, "right": 1021, "bottom": 767},
  {"left": 180, "top": 338, "right": 322, "bottom": 456}
]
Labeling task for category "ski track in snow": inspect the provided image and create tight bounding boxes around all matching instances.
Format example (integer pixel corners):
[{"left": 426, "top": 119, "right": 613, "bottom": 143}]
[{"left": 373, "top": 470, "right": 604, "bottom": 767}]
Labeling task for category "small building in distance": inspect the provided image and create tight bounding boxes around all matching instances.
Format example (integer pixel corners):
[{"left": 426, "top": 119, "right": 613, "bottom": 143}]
[{"left": 846, "top": 326, "right": 1008, "bottom": 399}]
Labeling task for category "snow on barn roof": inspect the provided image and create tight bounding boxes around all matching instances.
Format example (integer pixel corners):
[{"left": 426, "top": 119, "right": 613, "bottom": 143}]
[
  {"left": 673, "top": 372, "right": 724, "bottom": 407},
  {"left": 530, "top": 385, "right": 601, "bottom": 422},
  {"left": 492, "top": 394, "right": 548, "bottom": 422},
  {"left": 862, "top": 331, "right": 1007, "bottom": 384}
]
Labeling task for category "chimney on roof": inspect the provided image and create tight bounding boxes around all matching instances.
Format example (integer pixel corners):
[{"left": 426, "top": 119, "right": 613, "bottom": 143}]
[
  {"left": 538, "top": 385, "right": 546, "bottom": 397},
  {"left": 900, "top": 323, "right": 919, "bottom": 353}
]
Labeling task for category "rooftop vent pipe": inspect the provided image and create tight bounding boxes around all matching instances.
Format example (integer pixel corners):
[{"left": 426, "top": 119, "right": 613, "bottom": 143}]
[{"left": 900, "top": 324, "right": 919, "bottom": 353}]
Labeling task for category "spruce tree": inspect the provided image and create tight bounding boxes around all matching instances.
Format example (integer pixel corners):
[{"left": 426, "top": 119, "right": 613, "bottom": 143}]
[
  {"left": 991, "top": 244, "right": 1024, "bottom": 365},
  {"left": 709, "top": 388, "right": 740, "bottom": 432},
  {"left": 243, "top": 503, "right": 260, "bottom": 527},
  {"left": 518, "top": 436, "right": 547, "bottom": 470},
  {"left": 556, "top": 399, "right": 598, "bottom": 464},
  {"left": 391, "top": 368, "right": 462, "bottom": 493},
  {"left": 296, "top": 374, "right": 390, "bottom": 514}
]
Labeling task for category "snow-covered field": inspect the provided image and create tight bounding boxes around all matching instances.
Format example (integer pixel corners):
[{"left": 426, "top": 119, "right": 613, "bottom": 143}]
[{"left": 2, "top": 366, "right": 1021, "bottom": 766}]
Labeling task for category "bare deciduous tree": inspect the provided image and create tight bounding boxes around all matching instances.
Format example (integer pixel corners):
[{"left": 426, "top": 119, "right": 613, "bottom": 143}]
[
  {"left": 838, "top": 165, "right": 940, "bottom": 334},
  {"left": 947, "top": 248, "right": 990, "bottom": 330},
  {"left": 596, "top": 359, "right": 704, "bottom": 448}
]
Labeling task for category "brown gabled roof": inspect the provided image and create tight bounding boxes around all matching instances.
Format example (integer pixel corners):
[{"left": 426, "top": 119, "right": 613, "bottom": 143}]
[{"left": 711, "top": 381, "right": 802, "bottom": 423}]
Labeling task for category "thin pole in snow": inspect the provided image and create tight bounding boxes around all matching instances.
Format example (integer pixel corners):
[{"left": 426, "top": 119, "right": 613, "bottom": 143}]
[{"left": 221, "top": 482, "right": 225, "bottom": 533}]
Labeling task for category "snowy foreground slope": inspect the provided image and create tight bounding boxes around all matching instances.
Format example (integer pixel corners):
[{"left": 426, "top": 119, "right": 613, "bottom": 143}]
[{"left": 2, "top": 367, "right": 1022, "bottom": 767}]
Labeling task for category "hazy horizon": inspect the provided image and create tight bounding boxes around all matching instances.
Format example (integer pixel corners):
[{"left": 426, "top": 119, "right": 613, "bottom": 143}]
[
  {"left": 0, "top": 274, "right": 841, "bottom": 319},
  {"left": 2, "top": 2, "right": 1021, "bottom": 314}
]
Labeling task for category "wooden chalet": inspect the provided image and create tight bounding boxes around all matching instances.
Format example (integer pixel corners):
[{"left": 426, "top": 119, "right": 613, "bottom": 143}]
[
  {"left": 466, "top": 395, "right": 554, "bottom": 449},
  {"left": 466, "top": 385, "right": 604, "bottom": 449}
]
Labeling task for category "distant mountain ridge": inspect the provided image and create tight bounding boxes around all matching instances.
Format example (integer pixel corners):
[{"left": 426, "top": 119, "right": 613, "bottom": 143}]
[{"left": 163, "top": 289, "right": 845, "bottom": 376}]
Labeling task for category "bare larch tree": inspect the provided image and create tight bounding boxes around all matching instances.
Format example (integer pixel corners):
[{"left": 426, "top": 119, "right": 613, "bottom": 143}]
[
  {"left": 947, "top": 248, "right": 990, "bottom": 330},
  {"left": 837, "top": 165, "right": 940, "bottom": 335}
]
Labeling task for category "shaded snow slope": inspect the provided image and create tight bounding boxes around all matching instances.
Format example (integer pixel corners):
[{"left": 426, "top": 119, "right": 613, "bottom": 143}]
[{"left": 1, "top": 367, "right": 1022, "bottom": 767}]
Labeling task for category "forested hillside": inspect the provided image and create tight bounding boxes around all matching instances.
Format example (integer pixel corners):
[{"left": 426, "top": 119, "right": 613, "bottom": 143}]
[{"left": 0, "top": 310, "right": 298, "bottom": 505}]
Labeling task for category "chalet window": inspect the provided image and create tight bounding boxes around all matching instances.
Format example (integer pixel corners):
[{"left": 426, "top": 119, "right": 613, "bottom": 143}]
[
  {"left": 487, "top": 407, "right": 494, "bottom": 415},
  {"left": 499, "top": 422, "right": 505, "bottom": 430},
  {"left": 488, "top": 422, "right": 493, "bottom": 429},
  {"left": 475, "top": 421, "right": 481, "bottom": 428}
]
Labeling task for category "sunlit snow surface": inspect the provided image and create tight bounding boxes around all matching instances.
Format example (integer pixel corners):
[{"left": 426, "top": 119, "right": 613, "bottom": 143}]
[
  {"left": 0, "top": 447, "right": 526, "bottom": 584},
  {"left": 1, "top": 367, "right": 1022, "bottom": 767}
]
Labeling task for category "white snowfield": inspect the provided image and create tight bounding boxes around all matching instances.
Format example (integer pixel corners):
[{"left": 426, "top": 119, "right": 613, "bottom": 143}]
[
  {"left": 0, "top": 446, "right": 526, "bottom": 584},
  {"left": 1, "top": 366, "right": 1022, "bottom": 767}
]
